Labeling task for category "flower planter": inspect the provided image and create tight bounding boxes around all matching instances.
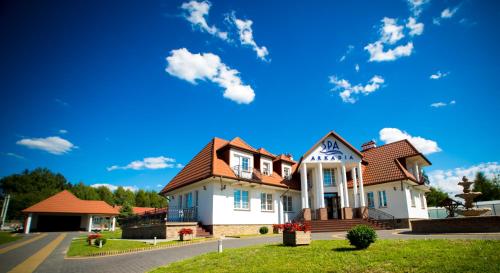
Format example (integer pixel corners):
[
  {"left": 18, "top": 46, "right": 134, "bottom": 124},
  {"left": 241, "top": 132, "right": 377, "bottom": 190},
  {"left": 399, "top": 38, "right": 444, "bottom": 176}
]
[
  {"left": 283, "top": 231, "right": 311, "bottom": 246},
  {"left": 180, "top": 233, "right": 193, "bottom": 241}
]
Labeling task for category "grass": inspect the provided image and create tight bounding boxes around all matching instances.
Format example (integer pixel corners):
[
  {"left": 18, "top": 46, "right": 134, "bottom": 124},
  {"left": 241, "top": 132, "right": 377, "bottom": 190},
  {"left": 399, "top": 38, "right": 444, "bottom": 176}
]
[
  {"left": 0, "top": 232, "right": 21, "bottom": 246},
  {"left": 67, "top": 229, "right": 211, "bottom": 257},
  {"left": 149, "top": 239, "right": 500, "bottom": 273}
]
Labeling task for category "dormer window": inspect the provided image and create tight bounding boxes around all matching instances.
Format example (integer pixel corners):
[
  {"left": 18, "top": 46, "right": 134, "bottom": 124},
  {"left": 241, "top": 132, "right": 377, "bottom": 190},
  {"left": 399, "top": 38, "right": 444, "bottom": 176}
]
[
  {"left": 262, "top": 162, "right": 271, "bottom": 176},
  {"left": 241, "top": 157, "right": 249, "bottom": 171},
  {"left": 283, "top": 167, "right": 291, "bottom": 180}
]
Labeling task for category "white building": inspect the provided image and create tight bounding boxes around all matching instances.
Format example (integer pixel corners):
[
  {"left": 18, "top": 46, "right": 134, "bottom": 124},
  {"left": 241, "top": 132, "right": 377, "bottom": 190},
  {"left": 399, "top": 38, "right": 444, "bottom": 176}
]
[{"left": 161, "top": 131, "right": 430, "bottom": 236}]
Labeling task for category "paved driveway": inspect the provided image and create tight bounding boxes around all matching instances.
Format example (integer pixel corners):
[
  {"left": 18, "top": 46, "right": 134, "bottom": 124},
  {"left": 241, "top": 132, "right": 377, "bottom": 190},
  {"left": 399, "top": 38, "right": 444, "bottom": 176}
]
[{"left": 1, "top": 229, "right": 500, "bottom": 273}]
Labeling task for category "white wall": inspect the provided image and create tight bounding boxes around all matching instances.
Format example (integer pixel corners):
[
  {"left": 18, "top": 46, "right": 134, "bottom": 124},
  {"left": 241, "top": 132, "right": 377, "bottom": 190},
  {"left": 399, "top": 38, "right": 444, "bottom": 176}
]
[
  {"left": 211, "top": 182, "right": 300, "bottom": 225},
  {"left": 167, "top": 180, "right": 213, "bottom": 225},
  {"left": 360, "top": 181, "right": 428, "bottom": 219}
]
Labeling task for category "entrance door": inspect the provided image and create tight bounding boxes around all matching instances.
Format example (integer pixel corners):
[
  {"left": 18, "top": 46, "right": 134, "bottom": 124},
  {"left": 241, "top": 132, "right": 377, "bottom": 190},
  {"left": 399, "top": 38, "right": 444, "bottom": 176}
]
[{"left": 324, "top": 193, "right": 341, "bottom": 219}]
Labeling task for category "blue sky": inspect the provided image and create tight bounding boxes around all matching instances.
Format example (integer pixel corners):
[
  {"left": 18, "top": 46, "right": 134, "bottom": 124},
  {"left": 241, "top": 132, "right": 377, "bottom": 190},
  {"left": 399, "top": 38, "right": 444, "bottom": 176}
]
[{"left": 1, "top": 0, "right": 499, "bottom": 194}]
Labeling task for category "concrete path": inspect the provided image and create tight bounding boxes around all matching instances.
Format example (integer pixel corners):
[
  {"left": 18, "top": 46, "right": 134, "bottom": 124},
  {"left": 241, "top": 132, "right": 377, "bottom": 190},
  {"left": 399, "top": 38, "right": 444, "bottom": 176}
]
[{"left": 1, "top": 229, "right": 499, "bottom": 273}]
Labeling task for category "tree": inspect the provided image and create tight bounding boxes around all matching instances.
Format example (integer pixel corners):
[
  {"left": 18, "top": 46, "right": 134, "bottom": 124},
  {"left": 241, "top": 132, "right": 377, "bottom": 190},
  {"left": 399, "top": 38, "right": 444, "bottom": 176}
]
[
  {"left": 0, "top": 168, "right": 71, "bottom": 219},
  {"left": 95, "top": 186, "right": 114, "bottom": 205},
  {"left": 472, "top": 172, "right": 500, "bottom": 201},
  {"left": 69, "top": 182, "right": 99, "bottom": 200},
  {"left": 113, "top": 186, "right": 135, "bottom": 206},
  {"left": 148, "top": 191, "right": 168, "bottom": 208},
  {"left": 119, "top": 202, "right": 134, "bottom": 218},
  {"left": 425, "top": 187, "right": 449, "bottom": 207},
  {"left": 135, "top": 189, "right": 150, "bottom": 207}
]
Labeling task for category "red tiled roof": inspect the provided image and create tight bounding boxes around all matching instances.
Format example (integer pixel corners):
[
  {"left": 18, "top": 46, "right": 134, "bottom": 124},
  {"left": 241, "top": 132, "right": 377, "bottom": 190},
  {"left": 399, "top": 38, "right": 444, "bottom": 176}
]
[
  {"left": 114, "top": 206, "right": 159, "bottom": 215},
  {"left": 23, "top": 190, "right": 119, "bottom": 215},
  {"left": 274, "top": 154, "right": 296, "bottom": 163},
  {"left": 359, "top": 139, "right": 430, "bottom": 186},
  {"left": 161, "top": 137, "right": 299, "bottom": 194}
]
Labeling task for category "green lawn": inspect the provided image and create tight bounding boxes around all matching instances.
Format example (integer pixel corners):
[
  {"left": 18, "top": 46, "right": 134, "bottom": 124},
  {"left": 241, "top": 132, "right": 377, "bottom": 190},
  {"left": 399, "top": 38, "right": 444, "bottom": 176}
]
[
  {"left": 0, "top": 232, "right": 21, "bottom": 246},
  {"left": 149, "top": 239, "right": 500, "bottom": 273},
  {"left": 67, "top": 229, "right": 210, "bottom": 257}
]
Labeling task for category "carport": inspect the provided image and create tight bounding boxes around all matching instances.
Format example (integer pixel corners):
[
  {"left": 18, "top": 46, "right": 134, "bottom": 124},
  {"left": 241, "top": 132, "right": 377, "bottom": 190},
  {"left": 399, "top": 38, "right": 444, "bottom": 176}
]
[{"left": 22, "top": 190, "right": 119, "bottom": 233}]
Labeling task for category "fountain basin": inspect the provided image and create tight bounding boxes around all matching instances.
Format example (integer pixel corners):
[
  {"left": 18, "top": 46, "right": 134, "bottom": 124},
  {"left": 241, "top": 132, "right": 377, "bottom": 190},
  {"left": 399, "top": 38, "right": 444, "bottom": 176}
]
[
  {"left": 456, "top": 208, "right": 492, "bottom": 217},
  {"left": 411, "top": 216, "right": 500, "bottom": 233}
]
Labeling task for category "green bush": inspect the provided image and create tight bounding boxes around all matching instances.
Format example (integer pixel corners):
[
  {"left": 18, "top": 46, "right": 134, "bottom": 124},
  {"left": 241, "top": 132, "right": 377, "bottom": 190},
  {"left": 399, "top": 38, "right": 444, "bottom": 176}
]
[
  {"left": 94, "top": 237, "right": 107, "bottom": 247},
  {"left": 346, "top": 225, "right": 377, "bottom": 249},
  {"left": 259, "top": 226, "right": 269, "bottom": 234}
]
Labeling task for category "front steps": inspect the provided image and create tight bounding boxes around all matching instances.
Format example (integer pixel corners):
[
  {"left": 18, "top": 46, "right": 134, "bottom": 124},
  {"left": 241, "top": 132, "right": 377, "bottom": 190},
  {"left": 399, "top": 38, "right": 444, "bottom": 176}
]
[
  {"left": 196, "top": 225, "right": 212, "bottom": 238},
  {"left": 310, "top": 219, "right": 392, "bottom": 233}
]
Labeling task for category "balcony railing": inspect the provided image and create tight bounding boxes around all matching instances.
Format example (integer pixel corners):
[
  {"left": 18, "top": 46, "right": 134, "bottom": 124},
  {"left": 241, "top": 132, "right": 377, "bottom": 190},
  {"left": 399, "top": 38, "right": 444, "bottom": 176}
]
[
  {"left": 166, "top": 207, "right": 198, "bottom": 222},
  {"left": 232, "top": 165, "right": 253, "bottom": 179}
]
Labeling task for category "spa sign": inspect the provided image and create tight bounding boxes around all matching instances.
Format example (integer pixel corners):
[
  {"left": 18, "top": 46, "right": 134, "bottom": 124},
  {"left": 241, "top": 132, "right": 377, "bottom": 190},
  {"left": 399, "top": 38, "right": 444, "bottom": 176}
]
[{"left": 308, "top": 139, "right": 355, "bottom": 161}]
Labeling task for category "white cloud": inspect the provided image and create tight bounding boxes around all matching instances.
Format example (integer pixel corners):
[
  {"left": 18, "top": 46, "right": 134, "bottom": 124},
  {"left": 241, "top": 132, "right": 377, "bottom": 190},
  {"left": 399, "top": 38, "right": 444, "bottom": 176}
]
[
  {"left": 58, "top": 129, "right": 68, "bottom": 134},
  {"left": 430, "top": 102, "right": 446, "bottom": 108},
  {"left": 330, "top": 75, "right": 385, "bottom": 103},
  {"left": 406, "top": 17, "right": 424, "bottom": 36},
  {"left": 231, "top": 15, "right": 269, "bottom": 61},
  {"left": 166, "top": 48, "right": 255, "bottom": 104},
  {"left": 355, "top": 64, "right": 360, "bottom": 72},
  {"left": 430, "top": 71, "right": 449, "bottom": 80},
  {"left": 365, "top": 41, "right": 414, "bottom": 62},
  {"left": 91, "top": 183, "right": 138, "bottom": 192},
  {"left": 339, "top": 45, "right": 354, "bottom": 62},
  {"left": 430, "top": 100, "right": 456, "bottom": 108},
  {"left": 407, "top": 0, "right": 430, "bottom": 17},
  {"left": 107, "top": 156, "right": 181, "bottom": 171},
  {"left": 434, "top": 6, "right": 460, "bottom": 25},
  {"left": 181, "top": 1, "right": 228, "bottom": 40},
  {"left": 4, "top": 152, "right": 25, "bottom": 159},
  {"left": 380, "top": 18, "right": 404, "bottom": 44},
  {"left": 379, "top": 128, "right": 441, "bottom": 154},
  {"left": 16, "top": 136, "right": 76, "bottom": 155},
  {"left": 428, "top": 162, "right": 500, "bottom": 196},
  {"left": 156, "top": 184, "right": 163, "bottom": 188}
]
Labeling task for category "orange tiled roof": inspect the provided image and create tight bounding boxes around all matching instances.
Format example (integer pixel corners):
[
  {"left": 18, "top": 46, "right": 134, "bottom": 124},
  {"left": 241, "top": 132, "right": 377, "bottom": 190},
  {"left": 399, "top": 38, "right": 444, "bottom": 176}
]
[
  {"left": 23, "top": 190, "right": 119, "bottom": 215},
  {"left": 359, "top": 139, "right": 430, "bottom": 186},
  {"left": 257, "top": 147, "right": 275, "bottom": 158},
  {"left": 274, "top": 154, "right": 296, "bottom": 163},
  {"left": 161, "top": 137, "right": 299, "bottom": 194},
  {"left": 114, "top": 206, "right": 159, "bottom": 215}
]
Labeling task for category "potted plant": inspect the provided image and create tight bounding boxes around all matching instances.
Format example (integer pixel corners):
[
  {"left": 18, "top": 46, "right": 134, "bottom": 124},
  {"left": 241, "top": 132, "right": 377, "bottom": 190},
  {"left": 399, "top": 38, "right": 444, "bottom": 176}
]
[
  {"left": 87, "top": 233, "right": 102, "bottom": 246},
  {"left": 178, "top": 228, "right": 194, "bottom": 241},
  {"left": 281, "top": 222, "right": 311, "bottom": 246}
]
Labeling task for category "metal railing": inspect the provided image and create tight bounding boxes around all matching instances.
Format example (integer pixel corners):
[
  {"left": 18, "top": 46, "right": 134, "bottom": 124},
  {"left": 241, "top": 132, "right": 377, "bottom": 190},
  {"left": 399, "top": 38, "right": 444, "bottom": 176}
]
[
  {"left": 119, "top": 208, "right": 167, "bottom": 227},
  {"left": 166, "top": 207, "right": 198, "bottom": 222},
  {"left": 367, "top": 207, "right": 396, "bottom": 228},
  {"left": 232, "top": 165, "right": 253, "bottom": 179}
]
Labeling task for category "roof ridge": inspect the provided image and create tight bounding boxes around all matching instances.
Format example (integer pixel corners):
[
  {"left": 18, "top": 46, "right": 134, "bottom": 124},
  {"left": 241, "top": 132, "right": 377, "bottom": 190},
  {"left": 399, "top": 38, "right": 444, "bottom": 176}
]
[{"left": 366, "top": 139, "right": 408, "bottom": 150}]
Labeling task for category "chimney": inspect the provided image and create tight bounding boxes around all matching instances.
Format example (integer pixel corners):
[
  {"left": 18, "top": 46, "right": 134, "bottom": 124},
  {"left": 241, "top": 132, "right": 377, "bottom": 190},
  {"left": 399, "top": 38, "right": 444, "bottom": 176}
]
[{"left": 361, "top": 140, "right": 376, "bottom": 151}]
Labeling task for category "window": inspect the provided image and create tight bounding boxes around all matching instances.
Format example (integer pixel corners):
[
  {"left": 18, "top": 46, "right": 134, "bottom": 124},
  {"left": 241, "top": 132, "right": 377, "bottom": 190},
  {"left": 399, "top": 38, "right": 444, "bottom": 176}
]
[
  {"left": 323, "top": 169, "right": 336, "bottom": 187},
  {"left": 378, "top": 191, "right": 388, "bottom": 208},
  {"left": 283, "top": 195, "right": 293, "bottom": 212},
  {"left": 420, "top": 193, "right": 426, "bottom": 209},
  {"left": 261, "top": 193, "right": 273, "bottom": 211},
  {"left": 241, "top": 157, "right": 249, "bottom": 171},
  {"left": 234, "top": 190, "right": 249, "bottom": 210},
  {"left": 262, "top": 162, "right": 271, "bottom": 175},
  {"left": 367, "top": 192, "right": 375, "bottom": 208},
  {"left": 410, "top": 190, "right": 416, "bottom": 207},
  {"left": 283, "top": 167, "right": 291, "bottom": 179},
  {"left": 185, "top": 192, "right": 193, "bottom": 208}
]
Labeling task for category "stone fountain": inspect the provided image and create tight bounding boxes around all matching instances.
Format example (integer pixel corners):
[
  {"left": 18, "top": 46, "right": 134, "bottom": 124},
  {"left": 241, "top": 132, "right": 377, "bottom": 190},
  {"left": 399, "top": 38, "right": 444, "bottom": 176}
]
[{"left": 455, "top": 176, "right": 491, "bottom": 217}]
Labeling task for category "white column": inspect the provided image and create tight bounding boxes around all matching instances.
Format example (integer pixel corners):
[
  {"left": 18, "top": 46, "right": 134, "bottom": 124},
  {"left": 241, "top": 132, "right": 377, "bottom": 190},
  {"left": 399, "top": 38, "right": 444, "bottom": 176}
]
[
  {"left": 88, "top": 215, "right": 93, "bottom": 232},
  {"left": 300, "top": 164, "right": 309, "bottom": 209},
  {"left": 111, "top": 216, "right": 116, "bottom": 231},
  {"left": 24, "top": 213, "right": 32, "bottom": 234},
  {"left": 316, "top": 163, "right": 325, "bottom": 208},
  {"left": 341, "top": 163, "right": 349, "bottom": 207},
  {"left": 358, "top": 162, "right": 366, "bottom": 207},
  {"left": 336, "top": 166, "right": 344, "bottom": 208},
  {"left": 352, "top": 168, "right": 359, "bottom": 208},
  {"left": 414, "top": 162, "right": 420, "bottom": 182}
]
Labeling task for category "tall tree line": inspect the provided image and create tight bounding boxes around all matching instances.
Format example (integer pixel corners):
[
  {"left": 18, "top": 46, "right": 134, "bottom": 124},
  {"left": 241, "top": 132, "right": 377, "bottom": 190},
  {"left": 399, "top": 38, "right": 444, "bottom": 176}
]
[{"left": 0, "top": 168, "right": 167, "bottom": 219}]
